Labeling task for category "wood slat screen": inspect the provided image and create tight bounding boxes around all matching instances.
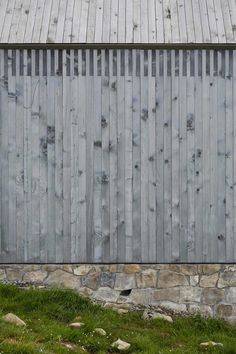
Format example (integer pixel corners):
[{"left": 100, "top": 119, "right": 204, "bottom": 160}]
[{"left": 0, "top": 49, "right": 236, "bottom": 263}]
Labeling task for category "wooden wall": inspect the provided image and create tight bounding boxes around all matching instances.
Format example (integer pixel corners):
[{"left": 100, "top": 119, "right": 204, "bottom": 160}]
[{"left": 0, "top": 48, "right": 235, "bottom": 263}]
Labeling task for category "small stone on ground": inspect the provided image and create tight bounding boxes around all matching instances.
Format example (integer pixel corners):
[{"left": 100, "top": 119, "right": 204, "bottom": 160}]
[
  {"left": 2, "top": 313, "right": 26, "bottom": 326},
  {"left": 200, "top": 341, "right": 223, "bottom": 348},
  {"left": 94, "top": 328, "right": 106, "bottom": 336},
  {"left": 112, "top": 338, "right": 131, "bottom": 350},
  {"left": 69, "top": 322, "right": 85, "bottom": 328},
  {"left": 143, "top": 310, "right": 173, "bottom": 323}
]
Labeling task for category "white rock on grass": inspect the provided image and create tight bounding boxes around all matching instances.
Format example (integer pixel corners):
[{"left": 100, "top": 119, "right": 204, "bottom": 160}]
[
  {"left": 152, "top": 313, "right": 173, "bottom": 323},
  {"left": 69, "top": 322, "right": 85, "bottom": 328},
  {"left": 117, "top": 309, "right": 129, "bottom": 314},
  {"left": 94, "top": 328, "right": 106, "bottom": 336},
  {"left": 2, "top": 313, "right": 26, "bottom": 327},
  {"left": 112, "top": 339, "right": 131, "bottom": 351},
  {"left": 200, "top": 341, "right": 223, "bottom": 348},
  {"left": 143, "top": 310, "right": 173, "bottom": 323}
]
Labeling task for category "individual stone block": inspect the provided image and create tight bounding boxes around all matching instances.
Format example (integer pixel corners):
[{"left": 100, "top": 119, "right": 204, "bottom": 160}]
[
  {"left": 92, "top": 287, "right": 119, "bottom": 303},
  {"left": 45, "top": 269, "right": 81, "bottom": 290},
  {"left": 114, "top": 273, "right": 136, "bottom": 290},
  {"left": 166, "top": 265, "right": 198, "bottom": 275},
  {"left": 226, "top": 288, "right": 236, "bottom": 303},
  {"left": 202, "top": 288, "right": 225, "bottom": 305},
  {"left": 81, "top": 272, "right": 100, "bottom": 290},
  {"left": 0, "top": 269, "right": 6, "bottom": 280},
  {"left": 136, "top": 269, "right": 157, "bottom": 288},
  {"left": 190, "top": 275, "right": 199, "bottom": 286},
  {"left": 73, "top": 265, "right": 94, "bottom": 276},
  {"left": 78, "top": 287, "right": 93, "bottom": 297},
  {"left": 158, "top": 301, "right": 187, "bottom": 313},
  {"left": 179, "top": 286, "right": 202, "bottom": 303},
  {"left": 5, "top": 268, "right": 24, "bottom": 282},
  {"left": 200, "top": 265, "right": 221, "bottom": 275},
  {"left": 100, "top": 272, "right": 116, "bottom": 288},
  {"left": 200, "top": 273, "right": 219, "bottom": 288},
  {"left": 152, "top": 287, "right": 180, "bottom": 303},
  {"left": 23, "top": 270, "right": 47, "bottom": 283},
  {"left": 218, "top": 270, "right": 236, "bottom": 288},
  {"left": 188, "top": 304, "right": 213, "bottom": 317},
  {"left": 158, "top": 271, "right": 188, "bottom": 288},
  {"left": 129, "top": 289, "right": 152, "bottom": 305},
  {"left": 216, "top": 304, "right": 232, "bottom": 318},
  {"left": 123, "top": 265, "right": 141, "bottom": 273}
]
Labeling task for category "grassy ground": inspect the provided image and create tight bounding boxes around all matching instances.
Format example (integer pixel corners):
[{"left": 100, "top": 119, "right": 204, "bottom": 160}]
[{"left": 0, "top": 285, "right": 235, "bottom": 353}]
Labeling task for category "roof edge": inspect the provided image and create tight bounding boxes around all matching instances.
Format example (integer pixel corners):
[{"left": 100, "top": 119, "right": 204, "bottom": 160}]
[{"left": 0, "top": 43, "right": 236, "bottom": 50}]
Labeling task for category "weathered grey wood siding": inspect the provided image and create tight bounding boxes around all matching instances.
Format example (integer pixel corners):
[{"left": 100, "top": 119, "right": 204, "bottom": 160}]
[{"left": 0, "top": 48, "right": 235, "bottom": 263}]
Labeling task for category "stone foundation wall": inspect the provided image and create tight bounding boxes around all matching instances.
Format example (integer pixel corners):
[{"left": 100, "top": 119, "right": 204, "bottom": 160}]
[{"left": 1, "top": 264, "right": 236, "bottom": 322}]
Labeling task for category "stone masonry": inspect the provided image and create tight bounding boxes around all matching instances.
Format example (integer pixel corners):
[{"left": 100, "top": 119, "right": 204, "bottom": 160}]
[{"left": 1, "top": 264, "right": 236, "bottom": 322}]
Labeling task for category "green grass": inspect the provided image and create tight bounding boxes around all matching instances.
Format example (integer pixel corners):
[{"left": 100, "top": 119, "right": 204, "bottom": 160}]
[{"left": 0, "top": 284, "right": 235, "bottom": 353}]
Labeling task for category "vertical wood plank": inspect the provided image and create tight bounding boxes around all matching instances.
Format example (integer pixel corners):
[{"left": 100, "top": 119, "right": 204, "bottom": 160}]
[
  {"left": 109, "top": 50, "right": 118, "bottom": 261},
  {"left": 132, "top": 50, "right": 141, "bottom": 262},
  {"left": 217, "top": 51, "right": 226, "bottom": 262},
  {"left": 140, "top": 50, "right": 149, "bottom": 262},
  {"left": 156, "top": 50, "right": 164, "bottom": 262},
  {"left": 8, "top": 49, "right": 17, "bottom": 261},
  {"left": 62, "top": 49, "right": 71, "bottom": 262},
  {"left": 117, "top": 50, "right": 126, "bottom": 261},
  {"left": 148, "top": 50, "right": 156, "bottom": 262},
  {"left": 171, "top": 50, "right": 180, "bottom": 262},
  {"left": 39, "top": 49, "right": 48, "bottom": 262},
  {"left": 186, "top": 53, "right": 195, "bottom": 262},
  {"left": 163, "top": 50, "right": 172, "bottom": 261},
  {"left": 93, "top": 50, "right": 103, "bottom": 262},
  {"left": 124, "top": 50, "right": 133, "bottom": 261},
  {"left": 55, "top": 49, "right": 64, "bottom": 262},
  {"left": 31, "top": 50, "right": 40, "bottom": 261},
  {"left": 179, "top": 50, "right": 188, "bottom": 261},
  {"left": 101, "top": 49, "right": 110, "bottom": 261}
]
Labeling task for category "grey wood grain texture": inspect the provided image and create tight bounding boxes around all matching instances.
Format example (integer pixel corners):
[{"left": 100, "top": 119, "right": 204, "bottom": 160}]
[
  {"left": 1, "top": 0, "right": 236, "bottom": 44},
  {"left": 0, "top": 48, "right": 235, "bottom": 263}
]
